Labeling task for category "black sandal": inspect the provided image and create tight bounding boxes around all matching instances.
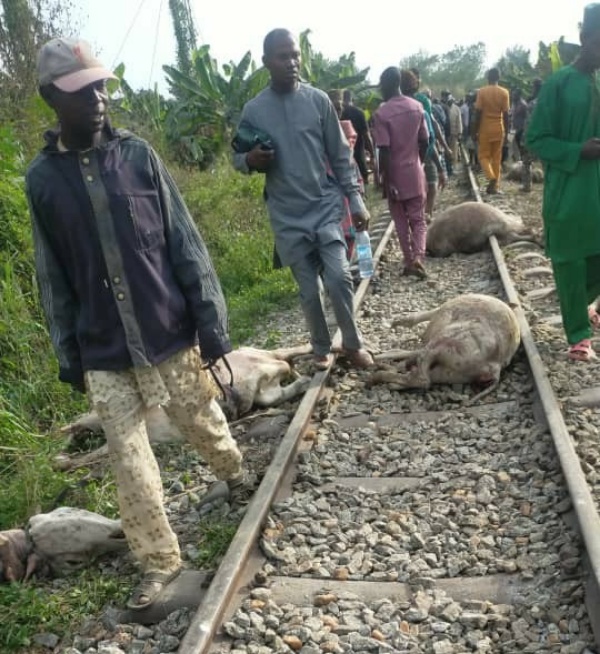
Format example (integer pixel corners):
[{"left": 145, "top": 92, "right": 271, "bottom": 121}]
[{"left": 126, "top": 567, "right": 182, "bottom": 610}]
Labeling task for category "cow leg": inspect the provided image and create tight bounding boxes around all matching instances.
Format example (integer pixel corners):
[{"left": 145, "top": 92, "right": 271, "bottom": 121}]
[
  {"left": 254, "top": 375, "right": 312, "bottom": 407},
  {"left": 53, "top": 443, "right": 110, "bottom": 471},
  {"left": 369, "top": 352, "right": 430, "bottom": 389},
  {"left": 392, "top": 308, "right": 438, "bottom": 328},
  {"left": 268, "top": 343, "right": 313, "bottom": 361},
  {"left": 464, "top": 363, "right": 503, "bottom": 406}
]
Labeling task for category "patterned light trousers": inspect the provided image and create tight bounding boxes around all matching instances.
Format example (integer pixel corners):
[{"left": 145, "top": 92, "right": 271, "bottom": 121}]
[{"left": 85, "top": 347, "right": 243, "bottom": 574}]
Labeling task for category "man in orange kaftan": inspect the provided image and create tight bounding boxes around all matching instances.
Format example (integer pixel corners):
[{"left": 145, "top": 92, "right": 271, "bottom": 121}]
[{"left": 471, "top": 68, "right": 510, "bottom": 194}]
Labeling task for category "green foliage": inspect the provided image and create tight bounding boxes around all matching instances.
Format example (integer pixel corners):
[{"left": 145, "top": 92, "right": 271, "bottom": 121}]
[
  {"left": 173, "top": 156, "right": 297, "bottom": 342},
  {"left": 0, "top": 0, "right": 81, "bottom": 109},
  {"left": 494, "top": 45, "right": 537, "bottom": 96},
  {"left": 162, "top": 46, "right": 269, "bottom": 166},
  {"left": 298, "top": 29, "right": 370, "bottom": 91},
  {"left": 0, "top": 569, "right": 131, "bottom": 651},
  {"left": 188, "top": 518, "right": 238, "bottom": 568},
  {"left": 160, "top": 30, "right": 371, "bottom": 166},
  {"left": 400, "top": 43, "right": 487, "bottom": 97},
  {"left": 168, "top": 0, "right": 197, "bottom": 76}
]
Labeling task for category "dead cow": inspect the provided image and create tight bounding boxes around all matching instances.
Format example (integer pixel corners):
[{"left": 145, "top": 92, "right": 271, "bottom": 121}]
[
  {"left": 371, "top": 294, "right": 520, "bottom": 401},
  {"left": 506, "top": 160, "right": 544, "bottom": 184},
  {"left": 426, "top": 202, "right": 533, "bottom": 257},
  {"left": 56, "top": 344, "right": 313, "bottom": 469},
  {"left": 0, "top": 508, "right": 126, "bottom": 582}
]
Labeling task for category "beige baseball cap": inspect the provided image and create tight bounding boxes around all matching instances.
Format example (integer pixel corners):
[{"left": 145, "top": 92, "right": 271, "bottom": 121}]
[{"left": 37, "top": 37, "right": 117, "bottom": 92}]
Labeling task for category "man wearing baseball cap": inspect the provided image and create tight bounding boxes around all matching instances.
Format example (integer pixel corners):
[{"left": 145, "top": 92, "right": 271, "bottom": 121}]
[{"left": 26, "top": 38, "right": 254, "bottom": 609}]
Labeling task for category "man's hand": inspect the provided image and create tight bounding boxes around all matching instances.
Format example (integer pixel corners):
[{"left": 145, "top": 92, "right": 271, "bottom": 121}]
[
  {"left": 246, "top": 144, "right": 275, "bottom": 172},
  {"left": 438, "top": 171, "right": 447, "bottom": 190},
  {"left": 581, "top": 138, "right": 600, "bottom": 160},
  {"left": 352, "top": 208, "right": 370, "bottom": 232}
]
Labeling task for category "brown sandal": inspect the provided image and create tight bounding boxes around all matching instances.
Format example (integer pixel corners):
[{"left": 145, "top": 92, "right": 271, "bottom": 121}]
[{"left": 126, "top": 566, "right": 182, "bottom": 610}]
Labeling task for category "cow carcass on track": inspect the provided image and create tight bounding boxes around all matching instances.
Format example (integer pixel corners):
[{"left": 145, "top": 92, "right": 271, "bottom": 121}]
[
  {"left": 506, "top": 160, "right": 544, "bottom": 184},
  {"left": 0, "top": 508, "right": 126, "bottom": 583},
  {"left": 55, "top": 344, "right": 313, "bottom": 470},
  {"left": 426, "top": 201, "right": 537, "bottom": 257},
  {"left": 370, "top": 294, "right": 521, "bottom": 403}
]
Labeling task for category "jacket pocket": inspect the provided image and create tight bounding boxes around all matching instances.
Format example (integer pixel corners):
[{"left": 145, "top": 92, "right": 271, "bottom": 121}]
[{"left": 126, "top": 195, "right": 165, "bottom": 251}]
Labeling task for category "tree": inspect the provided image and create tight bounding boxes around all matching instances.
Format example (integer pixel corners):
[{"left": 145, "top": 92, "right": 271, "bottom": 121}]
[
  {"left": 399, "top": 50, "right": 440, "bottom": 82},
  {"left": 494, "top": 45, "right": 536, "bottom": 95},
  {"left": 400, "top": 43, "right": 486, "bottom": 98},
  {"left": 168, "top": 0, "right": 197, "bottom": 77},
  {"left": 0, "top": 0, "right": 79, "bottom": 106},
  {"left": 298, "top": 29, "right": 369, "bottom": 91}
]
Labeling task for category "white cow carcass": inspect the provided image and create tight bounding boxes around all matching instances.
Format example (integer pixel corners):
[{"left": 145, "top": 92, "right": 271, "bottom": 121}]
[
  {"left": 371, "top": 294, "right": 521, "bottom": 401},
  {"left": 55, "top": 344, "right": 313, "bottom": 470}
]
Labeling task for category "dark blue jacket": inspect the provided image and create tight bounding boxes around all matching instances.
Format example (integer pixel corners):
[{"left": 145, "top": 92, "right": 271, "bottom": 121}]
[{"left": 26, "top": 127, "right": 231, "bottom": 390}]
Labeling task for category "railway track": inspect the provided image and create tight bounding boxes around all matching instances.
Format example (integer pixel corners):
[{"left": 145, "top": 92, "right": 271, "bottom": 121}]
[
  {"left": 43, "top": 156, "right": 600, "bottom": 654},
  {"left": 164, "top": 155, "right": 600, "bottom": 654}
]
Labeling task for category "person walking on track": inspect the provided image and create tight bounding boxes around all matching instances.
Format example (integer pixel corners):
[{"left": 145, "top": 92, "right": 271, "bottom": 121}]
[
  {"left": 26, "top": 37, "right": 253, "bottom": 610},
  {"left": 526, "top": 3, "right": 600, "bottom": 362},
  {"left": 232, "top": 28, "right": 374, "bottom": 371},
  {"left": 470, "top": 68, "right": 510, "bottom": 194}
]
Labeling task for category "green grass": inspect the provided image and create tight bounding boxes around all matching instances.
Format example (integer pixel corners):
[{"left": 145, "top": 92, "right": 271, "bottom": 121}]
[{"left": 0, "top": 571, "right": 131, "bottom": 651}]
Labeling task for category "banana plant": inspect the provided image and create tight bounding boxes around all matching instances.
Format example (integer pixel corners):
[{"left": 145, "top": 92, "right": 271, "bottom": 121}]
[
  {"left": 162, "top": 32, "right": 370, "bottom": 166},
  {"left": 163, "top": 45, "right": 269, "bottom": 166},
  {"left": 298, "top": 29, "right": 370, "bottom": 91}
]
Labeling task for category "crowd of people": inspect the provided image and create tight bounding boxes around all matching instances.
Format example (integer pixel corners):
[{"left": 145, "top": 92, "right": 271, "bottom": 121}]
[{"left": 23, "top": 1, "right": 600, "bottom": 611}]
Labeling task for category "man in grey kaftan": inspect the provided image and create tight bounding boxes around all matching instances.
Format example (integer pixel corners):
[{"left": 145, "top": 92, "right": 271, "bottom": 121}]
[{"left": 232, "top": 28, "right": 373, "bottom": 370}]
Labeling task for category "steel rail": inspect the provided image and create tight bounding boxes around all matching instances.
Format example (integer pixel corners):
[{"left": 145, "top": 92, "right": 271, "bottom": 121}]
[
  {"left": 461, "top": 146, "right": 600, "bottom": 644},
  {"left": 178, "top": 218, "right": 397, "bottom": 654}
]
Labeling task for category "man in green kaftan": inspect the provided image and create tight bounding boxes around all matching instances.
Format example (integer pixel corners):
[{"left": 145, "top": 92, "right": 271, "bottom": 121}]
[{"left": 526, "top": 3, "right": 600, "bottom": 361}]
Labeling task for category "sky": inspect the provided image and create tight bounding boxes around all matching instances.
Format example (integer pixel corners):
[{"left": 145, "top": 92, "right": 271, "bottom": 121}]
[{"left": 77, "top": 0, "right": 588, "bottom": 94}]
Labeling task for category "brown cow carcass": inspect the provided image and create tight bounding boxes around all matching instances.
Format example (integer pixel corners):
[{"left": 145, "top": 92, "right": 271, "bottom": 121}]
[
  {"left": 426, "top": 202, "right": 534, "bottom": 257},
  {"left": 371, "top": 294, "right": 520, "bottom": 401}
]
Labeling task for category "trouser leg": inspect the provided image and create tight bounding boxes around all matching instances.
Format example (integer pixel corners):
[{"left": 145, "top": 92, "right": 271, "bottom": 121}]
[
  {"left": 426, "top": 183, "right": 437, "bottom": 219},
  {"left": 449, "top": 135, "right": 459, "bottom": 164},
  {"left": 552, "top": 258, "right": 594, "bottom": 345},
  {"left": 404, "top": 195, "right": 428, "bottom": 262},
  {"left": 158, "top": 347, "right": 243, "bottom": 481},
  {"left": 354, "top": 149, "right": 369, "bottom": 184},
  {"left": 86, "top": 371, "right": 181, "bottom": 574},
  {"left": 490, "top": 140, "right": 503, "bottom": 186},
  {"left": 478, "top": 138, "right": 494, "bottom": 181},
  {"left": 290, "top": 250, "right": 332, "bottom": 356},
  {"left": 522, "top": 149, "right": 532, "bottom": 190},
  {"left": 390, "top": 200, "right": 412, "bottom": 265},
  {"left": 318, "top": 236, "right": 362, "bottom": 351}
]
